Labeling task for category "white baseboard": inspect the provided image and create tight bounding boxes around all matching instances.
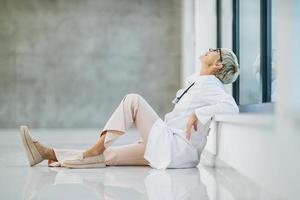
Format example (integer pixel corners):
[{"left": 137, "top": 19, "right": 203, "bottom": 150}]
[{"left": 200, "top": 150, "right": 236, "bottom": 170}]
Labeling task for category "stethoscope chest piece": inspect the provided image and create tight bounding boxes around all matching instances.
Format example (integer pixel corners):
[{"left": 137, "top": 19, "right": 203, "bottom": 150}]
[{"left": 172, "top": 82, "right": 195, "bottom": 104}]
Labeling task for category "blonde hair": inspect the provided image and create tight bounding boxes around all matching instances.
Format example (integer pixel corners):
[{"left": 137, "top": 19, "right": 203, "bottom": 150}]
[{"left": 215, "top": 48, "right": 240, "bottom": 84}]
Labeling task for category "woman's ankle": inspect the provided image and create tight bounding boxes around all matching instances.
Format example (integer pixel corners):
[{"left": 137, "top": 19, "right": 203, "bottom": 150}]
[
  {"left": 83, "top": 147, "right": 104, "bottom": 158},
  {"left": 34, "top": 142, "right": 57, "bottom": 161},
  {"left": 45, "top": 148, "right": 57, "bottom": 161}
]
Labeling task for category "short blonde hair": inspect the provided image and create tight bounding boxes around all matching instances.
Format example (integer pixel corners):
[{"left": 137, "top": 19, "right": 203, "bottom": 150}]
[{"left": 215, "top": 48, "right": 240, "bottom": 84}]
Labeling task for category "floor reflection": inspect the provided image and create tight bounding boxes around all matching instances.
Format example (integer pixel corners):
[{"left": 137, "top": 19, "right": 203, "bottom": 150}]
[
  {"left": 22, "top": 167, "right": 209, "bottom": 200},
  {"left": 0, "top": 130, "right": 281, "bottom": 200}
]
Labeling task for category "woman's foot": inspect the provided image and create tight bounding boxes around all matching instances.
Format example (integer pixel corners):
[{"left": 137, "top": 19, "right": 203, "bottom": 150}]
[
  {"left": 62, "top": 154, "right": 106, "bottom": 169},
  {"left": 20, "top": 126, "right": 44, "bottom": 166},
  {"left": 34, "top": 141, "right": 57, "bottom": 161},
  {"left": 20, "top": 126, "right": 57, "bottom": 166},
  {"left": 83, "top": 146, "right": 104, "bottom": 158}
]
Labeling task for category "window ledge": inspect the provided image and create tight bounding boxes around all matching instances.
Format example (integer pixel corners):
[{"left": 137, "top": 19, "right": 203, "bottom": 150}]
[{"left": 214, "top": 113, "right": 274, "bottom": 127}]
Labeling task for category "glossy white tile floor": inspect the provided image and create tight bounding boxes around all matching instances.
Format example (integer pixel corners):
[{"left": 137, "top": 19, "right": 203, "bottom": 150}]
[{"left": 0, "top": 129, "right": 279, "bottom": 200}]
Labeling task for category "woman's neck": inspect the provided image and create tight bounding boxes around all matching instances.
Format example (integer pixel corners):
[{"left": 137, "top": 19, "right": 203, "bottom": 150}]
[{"left": 199, "top": 65, "right": 213, "bottom": 76}]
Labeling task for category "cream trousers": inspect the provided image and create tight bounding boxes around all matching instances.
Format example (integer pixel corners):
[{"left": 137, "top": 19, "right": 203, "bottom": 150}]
[{"left": 99, "top": 93, "right": 160, "bottom": 166}]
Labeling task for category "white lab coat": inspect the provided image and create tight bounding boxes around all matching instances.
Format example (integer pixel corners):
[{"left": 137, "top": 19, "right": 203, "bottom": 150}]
[{"left": 144, "top": 73, "right": 239, "bottom": 169}]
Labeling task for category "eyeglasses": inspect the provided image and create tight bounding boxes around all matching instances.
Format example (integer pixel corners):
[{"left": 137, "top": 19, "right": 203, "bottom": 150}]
[{"left": 209, "top": 48, "right": 223, "bottom": 63}]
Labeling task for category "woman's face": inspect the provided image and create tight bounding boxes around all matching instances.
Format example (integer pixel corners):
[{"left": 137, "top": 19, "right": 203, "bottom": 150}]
[{"left": 199, "top": 49, "right": 221, "bottom": 66}]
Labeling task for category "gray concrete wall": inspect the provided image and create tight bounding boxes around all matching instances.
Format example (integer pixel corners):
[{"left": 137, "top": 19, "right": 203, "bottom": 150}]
[{"left": 0, "top": 0, "right": 181, "bottom": 128}]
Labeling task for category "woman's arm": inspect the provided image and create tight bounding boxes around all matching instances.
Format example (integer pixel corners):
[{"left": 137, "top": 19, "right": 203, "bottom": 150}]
[
  {"left": 194, "top": 95, "right": 239, "bottom": 125},
  {"left": 185, "top": 80, "right": 239, "bottom": 140}
]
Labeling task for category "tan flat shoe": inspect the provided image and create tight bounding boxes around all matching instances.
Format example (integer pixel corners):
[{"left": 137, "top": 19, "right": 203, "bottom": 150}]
[
  {"left": 20, "top": 125, "right": 44, "bottom": 166},
  {"left": 62, "top": 154, "right": 106, "bottom": 169}
]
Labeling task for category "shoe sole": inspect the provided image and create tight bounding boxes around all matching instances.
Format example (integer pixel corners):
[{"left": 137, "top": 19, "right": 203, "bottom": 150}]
[
  {"left": 20, "top": 126, "right": 42, "bottom": 166},
  {"left": 62, "top": 162, "right": 106, "bottom": 169}
]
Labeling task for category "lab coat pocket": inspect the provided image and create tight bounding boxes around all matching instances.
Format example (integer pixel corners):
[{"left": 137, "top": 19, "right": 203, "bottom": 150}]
[{"left": 170, "top": 133, "right": 199, "bottom": 167}]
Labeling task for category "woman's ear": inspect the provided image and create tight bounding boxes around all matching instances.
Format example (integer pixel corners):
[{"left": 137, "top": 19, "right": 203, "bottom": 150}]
[
  {"left": 212, "top": 61, "right": 223, "bottom": 71},
  {"left": 216, "top": 62, "right": 223, "bottom": 69}
]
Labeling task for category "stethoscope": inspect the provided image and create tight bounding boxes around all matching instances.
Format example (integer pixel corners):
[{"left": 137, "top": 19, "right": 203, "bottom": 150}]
[{"left": 172, "top": 82, "right": 196, "bottom": 104}]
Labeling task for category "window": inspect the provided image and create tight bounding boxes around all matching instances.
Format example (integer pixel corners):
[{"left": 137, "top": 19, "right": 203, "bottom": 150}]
[
  {"left": 293, "top": 0, "right": 300, "bottom": 112},
  {"left": 239, "top": 0, "right": 261, "bottom": 105},
  {"left": 199, "top": 0, "right": 275, "bottom": 108},
  {"left": 224, "top": 0, "right": 274, "bottom": 108},
  {"left": 272, "top": 0, "right": 300, "bottom": 114},
  {"left": 271, "top": 0, "right": 278, "bottom": 102}
]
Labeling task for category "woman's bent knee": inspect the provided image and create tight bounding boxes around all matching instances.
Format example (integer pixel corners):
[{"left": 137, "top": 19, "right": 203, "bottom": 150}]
[
  {"left": 125, "top": 93, "right": 141, "bottom": 99},
  {"left": 123, "top": 93, "right": 143, "bottom": 105}
]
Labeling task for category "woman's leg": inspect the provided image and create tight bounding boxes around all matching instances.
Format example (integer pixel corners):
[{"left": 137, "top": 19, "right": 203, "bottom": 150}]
[
  {"left": 83, "top": 93, "right": 160, "bottom": 160},
  {"left": 103, "top": 141, "right": 149, "bottom": 166},
  {"left": 38, "top": 93, "right": 159, "bottom": 165},
  {"left": 83, "top": 132, "right": 107, "bottom": 158}
]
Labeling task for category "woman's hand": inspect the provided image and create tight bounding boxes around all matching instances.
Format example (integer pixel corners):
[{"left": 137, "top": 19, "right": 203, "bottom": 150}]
[{"left": 185, "top": 112, "right": 199, "bottom": 141}]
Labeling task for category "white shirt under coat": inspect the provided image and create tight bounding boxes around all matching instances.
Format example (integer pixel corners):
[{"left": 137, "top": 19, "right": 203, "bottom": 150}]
[{"left": 144, "top": 73, "right": 239, "bottom": 169}]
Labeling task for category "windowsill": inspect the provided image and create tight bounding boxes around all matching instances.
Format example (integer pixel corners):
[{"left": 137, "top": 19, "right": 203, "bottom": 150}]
[
  {"left": 238, "top": 102, "right": 275, "bottom": 113},
  {"left": 214, "top": 113, "right": 274, "bottom": 127}
]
